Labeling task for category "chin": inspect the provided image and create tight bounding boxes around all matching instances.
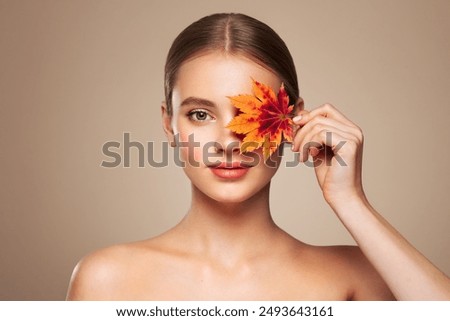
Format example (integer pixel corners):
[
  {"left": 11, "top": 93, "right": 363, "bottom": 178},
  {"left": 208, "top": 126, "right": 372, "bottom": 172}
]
[
  {"left": 207, "top": 191, "right": 255, "bottom": 204},
  {"left": 197, "top": 180, "right": 271, "bottom": 204}
]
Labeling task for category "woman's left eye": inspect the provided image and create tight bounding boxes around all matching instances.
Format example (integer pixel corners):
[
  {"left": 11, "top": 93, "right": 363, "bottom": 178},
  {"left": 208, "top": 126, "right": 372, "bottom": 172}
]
[{"left": 187, "top": 110, "right": 214, "bottom": 122}]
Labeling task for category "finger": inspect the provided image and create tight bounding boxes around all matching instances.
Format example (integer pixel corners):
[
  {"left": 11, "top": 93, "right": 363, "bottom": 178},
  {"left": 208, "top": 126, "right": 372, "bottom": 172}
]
[
  {"left": 303, "top": 128, "right": 356, "bottom": 164},
  {"left": 297, "top": 124, "right": 354, "bottom": 163},
  {"left": 291, "top": 109, "right": 310, "bottom": 134},
  {"left": 292, "top": 115, "right": 359, "bottom": 152},
  {"left": 293, "top": 103, "right": 357, "bottom": 129}
]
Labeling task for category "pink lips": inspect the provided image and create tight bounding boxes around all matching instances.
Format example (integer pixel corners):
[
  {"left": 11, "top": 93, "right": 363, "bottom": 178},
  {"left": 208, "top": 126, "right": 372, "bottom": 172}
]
[{"left": 209, "top": 162, "right": 251, "bottom": 179}]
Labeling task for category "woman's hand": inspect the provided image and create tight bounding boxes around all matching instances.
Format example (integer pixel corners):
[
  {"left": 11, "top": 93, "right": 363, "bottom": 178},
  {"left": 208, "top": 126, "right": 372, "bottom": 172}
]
[
  {"left": 291, "top": 103, "right": 365, "bottom": 207},
  {"left": 291, "top": 104, "right": 450, "bottom": 300}
]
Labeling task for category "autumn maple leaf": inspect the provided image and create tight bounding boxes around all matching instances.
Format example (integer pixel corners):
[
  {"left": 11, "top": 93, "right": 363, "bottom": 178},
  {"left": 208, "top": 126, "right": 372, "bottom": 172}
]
[{"left": 226, "top": 79, "right": 294, "bottom": 160}]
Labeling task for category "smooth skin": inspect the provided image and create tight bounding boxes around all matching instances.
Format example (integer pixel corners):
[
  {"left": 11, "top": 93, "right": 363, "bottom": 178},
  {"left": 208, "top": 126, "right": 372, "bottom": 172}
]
[{"left": 66, "top": 52, "right": 450, "bottom": 300}]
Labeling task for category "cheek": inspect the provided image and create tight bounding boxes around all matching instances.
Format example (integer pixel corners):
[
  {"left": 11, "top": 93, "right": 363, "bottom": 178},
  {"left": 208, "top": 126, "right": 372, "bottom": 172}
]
[{"left": 178, "top": 129, "right": 211, "bottom": 164}]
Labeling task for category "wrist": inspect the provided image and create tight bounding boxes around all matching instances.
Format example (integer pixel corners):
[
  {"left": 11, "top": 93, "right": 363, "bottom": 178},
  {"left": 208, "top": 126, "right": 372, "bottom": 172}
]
[{"left": 325, "top": 189, "right": 371, "bottom": 216}]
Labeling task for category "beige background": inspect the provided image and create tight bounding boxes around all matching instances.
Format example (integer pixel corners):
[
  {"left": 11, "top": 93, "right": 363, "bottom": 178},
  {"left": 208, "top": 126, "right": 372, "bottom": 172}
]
[{"left": 1, "top": 0, "right": 449, "bottom": 300}]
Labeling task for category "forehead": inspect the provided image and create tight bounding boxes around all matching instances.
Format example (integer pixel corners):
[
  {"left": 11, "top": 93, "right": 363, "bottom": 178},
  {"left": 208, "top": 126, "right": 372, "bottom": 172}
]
[{"left": 173, "top": 52, "right": 282, "bottom": 104}]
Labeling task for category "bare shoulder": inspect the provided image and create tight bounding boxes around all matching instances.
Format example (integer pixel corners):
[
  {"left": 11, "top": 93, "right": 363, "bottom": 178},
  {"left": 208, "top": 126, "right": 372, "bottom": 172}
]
[
  {"left": 306, "top": 244, "right": 395, "bottom": 300},
  {"left": 66, "top": 241, "right": 157, "bottom": 300}
]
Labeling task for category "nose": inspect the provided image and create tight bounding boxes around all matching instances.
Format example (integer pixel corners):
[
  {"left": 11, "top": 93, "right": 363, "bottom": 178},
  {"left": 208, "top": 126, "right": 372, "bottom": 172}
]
[{"left": 214, "top": 122, "right": 241, "bottom": 156}]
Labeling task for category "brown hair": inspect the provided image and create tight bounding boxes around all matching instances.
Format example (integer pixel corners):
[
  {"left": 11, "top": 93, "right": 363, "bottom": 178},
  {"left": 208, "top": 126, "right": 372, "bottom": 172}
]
[{"left": 164, "top": 13, "right": 299, "bottom": 115}]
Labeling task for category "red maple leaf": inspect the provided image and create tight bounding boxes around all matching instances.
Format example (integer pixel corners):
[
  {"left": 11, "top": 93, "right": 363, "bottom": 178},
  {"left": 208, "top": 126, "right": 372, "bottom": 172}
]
[{"left": 226, "top": 79, "right": 294, "bottom": 160}]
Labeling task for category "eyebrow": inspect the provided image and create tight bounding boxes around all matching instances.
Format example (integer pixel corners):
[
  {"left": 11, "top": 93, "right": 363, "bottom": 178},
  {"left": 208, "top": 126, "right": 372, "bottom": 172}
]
[{"left": 180, "top": 97, "right": 217, "bottom": 108}]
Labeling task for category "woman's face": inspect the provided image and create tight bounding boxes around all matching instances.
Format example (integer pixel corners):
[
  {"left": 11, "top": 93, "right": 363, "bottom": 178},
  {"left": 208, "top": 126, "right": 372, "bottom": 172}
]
[{"left": 164, "top": 52, "right": 283, "bottom": 203}]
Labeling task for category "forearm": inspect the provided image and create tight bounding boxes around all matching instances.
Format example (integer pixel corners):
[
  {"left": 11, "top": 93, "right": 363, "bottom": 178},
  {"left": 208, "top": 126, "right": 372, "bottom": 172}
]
[{"left": 330, "top": 195, "right": 450, "bottom": 300}]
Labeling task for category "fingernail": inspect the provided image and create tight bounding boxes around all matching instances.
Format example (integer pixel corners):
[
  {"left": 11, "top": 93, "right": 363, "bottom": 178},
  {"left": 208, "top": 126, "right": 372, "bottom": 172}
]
[{"left": 292, "top": 115, "right": 302, "bottom": 123}]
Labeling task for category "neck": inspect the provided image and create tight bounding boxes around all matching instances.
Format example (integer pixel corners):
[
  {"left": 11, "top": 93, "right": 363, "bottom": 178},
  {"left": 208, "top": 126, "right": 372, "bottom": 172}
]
[{"left": 176, "top": 182, "right": 282, "bottom": 266}]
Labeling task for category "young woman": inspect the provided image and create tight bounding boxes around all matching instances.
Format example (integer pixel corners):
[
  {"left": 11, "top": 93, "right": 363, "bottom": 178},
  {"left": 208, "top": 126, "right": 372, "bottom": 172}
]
[{"left": 67, "top": 13, "right": 450, "bottom": 300}]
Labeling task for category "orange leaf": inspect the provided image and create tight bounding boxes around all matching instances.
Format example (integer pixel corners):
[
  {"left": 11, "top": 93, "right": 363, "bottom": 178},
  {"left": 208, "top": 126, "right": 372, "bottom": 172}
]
[{"left": 226, "top": 79, "right": 294, "bottom": 160}]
